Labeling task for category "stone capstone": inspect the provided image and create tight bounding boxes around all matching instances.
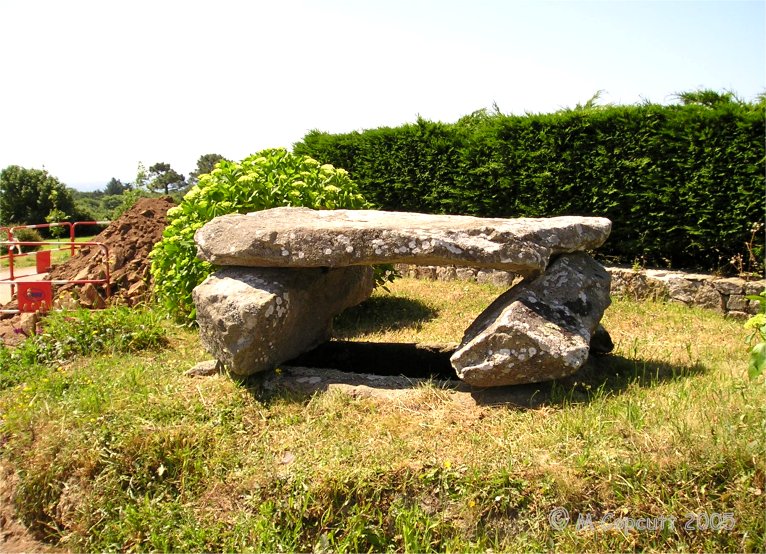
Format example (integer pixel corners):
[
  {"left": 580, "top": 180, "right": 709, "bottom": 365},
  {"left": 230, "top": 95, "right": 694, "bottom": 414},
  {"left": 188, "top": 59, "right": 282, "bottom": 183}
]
[
  {"left": 195, "top": 207, "right": 612, "bottom": 276},
  {"left": 450, "top": 253, "right": 611, "bottom": 387},
  {"left": 192, "top": 266, "right": 373, "bottom": 377}
]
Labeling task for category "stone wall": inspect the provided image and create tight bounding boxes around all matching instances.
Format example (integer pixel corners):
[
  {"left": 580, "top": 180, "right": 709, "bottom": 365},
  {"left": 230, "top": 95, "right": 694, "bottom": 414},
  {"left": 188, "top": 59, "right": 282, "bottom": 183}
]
[{"left": 394, "top": 264, "right": 765, "bottom": 319}]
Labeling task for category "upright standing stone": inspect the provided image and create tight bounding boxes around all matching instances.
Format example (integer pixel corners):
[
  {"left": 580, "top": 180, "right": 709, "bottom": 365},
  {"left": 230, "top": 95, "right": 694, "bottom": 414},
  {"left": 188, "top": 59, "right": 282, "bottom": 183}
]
[
  {"left": 192, "top": 266, "right": 373, "bottom": 377},
  {"left": 451, "top": 253, "right": 611, "bottom": 386}
]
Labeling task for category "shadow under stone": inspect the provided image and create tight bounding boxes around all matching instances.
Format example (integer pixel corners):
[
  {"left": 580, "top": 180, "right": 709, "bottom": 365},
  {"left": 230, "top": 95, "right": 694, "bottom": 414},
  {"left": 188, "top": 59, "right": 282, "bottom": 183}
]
[
  {"left": 272, "top": 342, "right": 709, "bottom": 410},
  {"left": 285, "top": 340, "right": 458, "bottom": 380}
]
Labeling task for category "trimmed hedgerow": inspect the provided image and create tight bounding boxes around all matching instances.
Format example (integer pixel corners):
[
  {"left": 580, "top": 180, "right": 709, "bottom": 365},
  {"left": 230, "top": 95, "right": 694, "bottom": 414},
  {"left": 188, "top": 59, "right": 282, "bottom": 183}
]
[{"left": 295, "top": 95, "right": 764, "bottom": 272}]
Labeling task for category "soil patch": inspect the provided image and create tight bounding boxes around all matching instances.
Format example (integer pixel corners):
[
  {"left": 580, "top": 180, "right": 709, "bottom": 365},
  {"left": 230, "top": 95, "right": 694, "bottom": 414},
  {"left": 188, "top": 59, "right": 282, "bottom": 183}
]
[
  {"left": 0, "top": 462, "right": 61, "bottom": 553},
  {"left": 47, "top": 196, "right": 174, "bottom": 307}
]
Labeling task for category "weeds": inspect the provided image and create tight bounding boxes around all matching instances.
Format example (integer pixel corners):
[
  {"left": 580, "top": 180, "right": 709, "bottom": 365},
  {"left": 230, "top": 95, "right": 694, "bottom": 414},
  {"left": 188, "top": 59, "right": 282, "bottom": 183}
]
[
  {"left": 0, "top": 306, "right": 167, "bottom": 389},
  {"left": 744, "top": 289, "right": 766, "bottom": 378}
]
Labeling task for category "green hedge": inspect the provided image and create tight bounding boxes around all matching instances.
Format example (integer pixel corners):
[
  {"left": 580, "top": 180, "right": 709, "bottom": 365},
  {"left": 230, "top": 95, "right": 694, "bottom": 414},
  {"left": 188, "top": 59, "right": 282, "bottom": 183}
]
[{"left": 294, "top": 98, "right": 764, "bottom": 272}]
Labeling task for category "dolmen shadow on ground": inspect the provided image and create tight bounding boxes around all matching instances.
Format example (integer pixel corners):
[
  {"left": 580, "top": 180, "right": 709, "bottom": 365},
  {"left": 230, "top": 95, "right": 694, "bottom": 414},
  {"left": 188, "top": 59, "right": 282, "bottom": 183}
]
[{"left": 192, "top": 207, "right": 613, "bottom": 388}]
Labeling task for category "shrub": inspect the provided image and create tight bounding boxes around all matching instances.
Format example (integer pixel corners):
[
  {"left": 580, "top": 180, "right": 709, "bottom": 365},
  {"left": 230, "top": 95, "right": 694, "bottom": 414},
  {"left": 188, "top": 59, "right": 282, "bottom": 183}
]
[
  {"left": 111, "top": 189, "right": 155, "bottom": 219},
  {"left": 745, "top": 290, "right": 766, "bottom": 379},
  {"left": 0, "top": 227, "right": 44, "bottom": 255},
  {"left": 150, "top": 148, "right": 373, "bottom": 324}
]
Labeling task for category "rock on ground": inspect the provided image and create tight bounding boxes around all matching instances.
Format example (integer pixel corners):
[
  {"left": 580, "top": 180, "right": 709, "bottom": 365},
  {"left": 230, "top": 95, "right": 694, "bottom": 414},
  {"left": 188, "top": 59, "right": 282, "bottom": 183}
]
[
  {"left": 451, "top": 253, "right": 611, "bottom": 387},
  {"left": 193, "top": 266, "right": 374, "bottom": 377},
  {"left": 195, "top": 207, "right": 612, "bottom": 276}
]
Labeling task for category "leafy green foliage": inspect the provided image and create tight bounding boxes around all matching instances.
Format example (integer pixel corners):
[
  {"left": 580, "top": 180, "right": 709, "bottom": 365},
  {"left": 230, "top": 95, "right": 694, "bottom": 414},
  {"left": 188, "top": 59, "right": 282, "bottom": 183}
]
[
  {"left": 110, "top": 188, "right": 156, "bottom": 219},
  {"left": 188, "top": 153, "right": 228, "bottom": 187},
  {"left": 73, "top": 188, "right": 159, "bottom": 223},
  {"left": 45, "top": 208, "right": 69, "bottom": 237},
  {"left": 744, "top": 291, "right": 766, "bottom": 379},
  {"left": 295, "top": 94, "right": 764, "bottom": 271},
  {"left": 150, "top": 148, "right": 372, "bottom": 323},
  {"left": 0, "top": 165, "right": 77, "bottom": 228},
  {"left": 103, "top": 177, "right": 129, "bottom": 195},
  {"left": 32, "top": 307, "right": 168, "bottom": 363}
]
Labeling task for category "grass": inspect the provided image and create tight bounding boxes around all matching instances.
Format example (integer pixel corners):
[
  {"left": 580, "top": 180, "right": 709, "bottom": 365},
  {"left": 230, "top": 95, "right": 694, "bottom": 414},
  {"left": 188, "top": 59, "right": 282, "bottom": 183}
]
[{"left": 0, "top": 277, "right": 763, "bottom": 552}]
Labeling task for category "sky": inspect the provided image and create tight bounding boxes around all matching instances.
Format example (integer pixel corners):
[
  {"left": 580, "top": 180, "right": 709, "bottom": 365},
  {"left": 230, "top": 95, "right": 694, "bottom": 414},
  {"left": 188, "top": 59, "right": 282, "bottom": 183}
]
[{"left": 0, "top": 0, "right": 763, "bottom": 191}]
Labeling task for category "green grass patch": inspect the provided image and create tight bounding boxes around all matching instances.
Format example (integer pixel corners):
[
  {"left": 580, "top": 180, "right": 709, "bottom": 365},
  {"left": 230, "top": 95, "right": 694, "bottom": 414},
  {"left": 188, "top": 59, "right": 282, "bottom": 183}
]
[
  {"left": 1, "top": 234, "right": 98, "bottom": 271},
  {"left": 0, "top": 279, "right": 763, "bottom": 552},
  {"left": 0, "top": 306, "right": 167, "bottom": 389}
]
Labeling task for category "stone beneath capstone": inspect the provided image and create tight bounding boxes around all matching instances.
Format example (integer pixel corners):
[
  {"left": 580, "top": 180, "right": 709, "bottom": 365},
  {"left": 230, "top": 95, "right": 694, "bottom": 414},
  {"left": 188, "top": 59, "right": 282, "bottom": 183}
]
[
  {"left": 195, "top": 207, "right": 612, "bottom": 276},
  {"left": 450, "top": 253, "right": 611, "bottom": 387},
  {"left": 192, "top": 266, "right": 374, "bottom": 377},
  {"left": 589, "top": 324, "right": 614, "bottom": 355}
]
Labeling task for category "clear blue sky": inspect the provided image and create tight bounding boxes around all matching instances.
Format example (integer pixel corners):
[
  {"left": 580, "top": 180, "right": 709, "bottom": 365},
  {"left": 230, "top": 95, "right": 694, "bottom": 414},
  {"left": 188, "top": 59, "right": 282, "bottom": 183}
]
[{"left": 0, "top": 0, "right": 763, "bottom": 191}]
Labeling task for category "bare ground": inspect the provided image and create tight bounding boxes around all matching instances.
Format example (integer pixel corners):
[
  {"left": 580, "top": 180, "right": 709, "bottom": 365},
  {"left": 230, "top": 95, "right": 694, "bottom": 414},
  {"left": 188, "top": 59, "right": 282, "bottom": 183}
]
[{"left": 0, "top": 462, "right": 61, "bottom": 553}]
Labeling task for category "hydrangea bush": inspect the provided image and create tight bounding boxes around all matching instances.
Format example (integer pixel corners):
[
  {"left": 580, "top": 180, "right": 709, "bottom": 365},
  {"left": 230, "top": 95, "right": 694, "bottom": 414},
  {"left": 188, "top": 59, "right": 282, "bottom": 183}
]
[{"left": 150, "top": 148, "right": 371, "bottom": 323}]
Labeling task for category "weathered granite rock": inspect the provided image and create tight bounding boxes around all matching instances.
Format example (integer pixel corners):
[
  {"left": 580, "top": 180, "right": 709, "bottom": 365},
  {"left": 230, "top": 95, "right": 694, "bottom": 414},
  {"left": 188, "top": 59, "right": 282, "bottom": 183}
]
[
  {"left": 726, "top": 294, "right": 750, "bottom": 312},
  {"left": 745, "top": 282, "right": 766, "bottom": 296},
  {"left": 450, "top": 253, "right": 611, "bottom": 386},
  {"left": 185, "top": 359, "right": 222, "bottom": 377},
  {"left": 195, "top": 207, "right": 612, "bottom": 276},
  {"left": 667, "top": 277, "right": 698, "bottom": 305},
  {"left": 693, "top": 283, "right": 724, "bottom": 312},
  {"left": 192, "top": 266, "right": 373, "bottom": 377},
  {"left": 713, "top": 278, "right": 744, "bottom": 296}
]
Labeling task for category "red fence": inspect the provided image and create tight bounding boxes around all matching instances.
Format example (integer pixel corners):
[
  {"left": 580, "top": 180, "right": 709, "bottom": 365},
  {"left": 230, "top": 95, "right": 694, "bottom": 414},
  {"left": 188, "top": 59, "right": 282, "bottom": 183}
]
[
  {"left": 0, "top": 220, "right": 111, "bottom": 314},
  {"left": 3, "top": 220, "right": 109, "bottom": 255}
]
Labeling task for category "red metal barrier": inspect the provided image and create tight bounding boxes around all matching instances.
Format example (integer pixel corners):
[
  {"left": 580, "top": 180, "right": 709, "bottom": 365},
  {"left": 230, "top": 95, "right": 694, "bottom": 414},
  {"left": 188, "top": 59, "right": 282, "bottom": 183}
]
[
  {"left": 36, "top": 250, "right": 52, "bottom": 273},
  {"left": 4, "top": 220, "right": 110, "bottom": 256},
  {"left": 1, "top": 220, "right": 110, "bottom": 271},
  {"left": 0, "top": 241, "right": 111, "bottom": 314},
  {"left": 0, "top": 227, "right": 13, "bottom": 284}
]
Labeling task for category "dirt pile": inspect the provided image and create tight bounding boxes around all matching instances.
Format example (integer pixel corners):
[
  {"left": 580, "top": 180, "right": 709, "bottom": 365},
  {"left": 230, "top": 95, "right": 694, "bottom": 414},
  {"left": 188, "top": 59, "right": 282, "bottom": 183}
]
[{"left": 47, "top": 196, "right": 175, "bottom": 308}]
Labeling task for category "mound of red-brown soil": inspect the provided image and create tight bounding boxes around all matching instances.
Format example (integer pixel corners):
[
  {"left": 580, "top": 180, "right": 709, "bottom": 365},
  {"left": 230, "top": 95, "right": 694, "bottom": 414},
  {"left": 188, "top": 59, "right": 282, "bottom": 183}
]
[{"left": 47, "top": 196, "right": 175, "bottom": 307}]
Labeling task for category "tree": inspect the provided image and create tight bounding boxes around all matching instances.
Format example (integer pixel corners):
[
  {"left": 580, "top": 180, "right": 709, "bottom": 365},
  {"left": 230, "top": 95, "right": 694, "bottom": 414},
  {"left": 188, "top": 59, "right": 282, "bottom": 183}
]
[
  {"left": 148, "top": 162, "right": 185, "bottom": 195},
  {"left": 188, "top": 153, "right": 227, "bottom": 187},
  {"left": 103, "top": 177, "right": 128, "bottom": 195},
  {"left": 0, "top": 165, "right": 76, "bottom": 226},
  {"left": 134, "top": 162, "right": 149, "bottom": 190}
]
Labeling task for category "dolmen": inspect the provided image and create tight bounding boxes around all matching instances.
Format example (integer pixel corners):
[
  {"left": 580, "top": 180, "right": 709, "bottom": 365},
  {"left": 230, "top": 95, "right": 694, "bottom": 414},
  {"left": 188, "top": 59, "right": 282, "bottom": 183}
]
[{"left": 192, "top": 207, "right": 613, "bottom": 387}]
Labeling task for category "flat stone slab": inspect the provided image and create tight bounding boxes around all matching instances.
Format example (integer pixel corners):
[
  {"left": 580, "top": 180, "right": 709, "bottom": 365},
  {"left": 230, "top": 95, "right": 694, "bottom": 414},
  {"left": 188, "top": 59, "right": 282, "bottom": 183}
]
[{"left": 195, "top": 207, "right": 612, "bottom": 276}]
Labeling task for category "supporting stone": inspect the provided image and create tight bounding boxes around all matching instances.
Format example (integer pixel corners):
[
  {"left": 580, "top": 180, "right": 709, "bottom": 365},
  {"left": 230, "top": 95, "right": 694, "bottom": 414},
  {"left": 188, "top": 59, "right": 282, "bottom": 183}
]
[
  {"left": 195, "top": 207, "right": 612, "bottom": 276},
  {"left": 450, "top": 253, "right": 611, "bottom": 387},
  {"left": 192, "top": 266, "right": 373, "bottom": 377}
]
